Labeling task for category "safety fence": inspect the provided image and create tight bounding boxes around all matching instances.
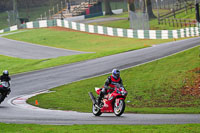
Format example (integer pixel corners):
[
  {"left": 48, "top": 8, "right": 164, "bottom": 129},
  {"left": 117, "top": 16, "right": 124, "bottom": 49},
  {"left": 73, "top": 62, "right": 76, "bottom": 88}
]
[
  {"left": 0, "top": 19, "right": 200, "bottom": 39},
  {"left": 159, "top": 18, "right": 197, "bottom": 28}
]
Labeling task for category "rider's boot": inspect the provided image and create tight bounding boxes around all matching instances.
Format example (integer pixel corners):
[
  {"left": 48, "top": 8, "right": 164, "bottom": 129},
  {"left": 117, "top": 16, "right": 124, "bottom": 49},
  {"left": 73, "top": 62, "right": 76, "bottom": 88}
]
[{"left": 96, "top": 92, "right": 104, "bottom": 108}]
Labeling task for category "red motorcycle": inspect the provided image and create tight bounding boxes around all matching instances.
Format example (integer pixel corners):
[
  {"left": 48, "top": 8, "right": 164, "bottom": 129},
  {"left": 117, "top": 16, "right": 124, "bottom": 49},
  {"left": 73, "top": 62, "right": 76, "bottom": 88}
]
[{"left": 89, "top": 85, "right": 127, "bottom": 116}]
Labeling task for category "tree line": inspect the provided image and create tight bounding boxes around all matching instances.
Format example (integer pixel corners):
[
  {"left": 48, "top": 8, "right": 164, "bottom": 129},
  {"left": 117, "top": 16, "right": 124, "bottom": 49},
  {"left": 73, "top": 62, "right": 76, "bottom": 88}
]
[
  {"left": 0, "top": 0, "right": 156, "bottom": 19},
  {"left": 0, "top": 0, "right": 63, "bottom": 12},
  {"left": 103, "top": 0, "right": 156, "bottom": 19}
]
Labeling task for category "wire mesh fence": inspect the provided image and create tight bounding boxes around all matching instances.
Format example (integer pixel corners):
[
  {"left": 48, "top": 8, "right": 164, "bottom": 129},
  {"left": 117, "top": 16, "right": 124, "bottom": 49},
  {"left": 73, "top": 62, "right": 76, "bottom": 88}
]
[
  {"left": 0, "top": 0, "right": 199, "bottom": 30},
  {"left": 0, "top": 0, "right": 128, "bottom": 29}
]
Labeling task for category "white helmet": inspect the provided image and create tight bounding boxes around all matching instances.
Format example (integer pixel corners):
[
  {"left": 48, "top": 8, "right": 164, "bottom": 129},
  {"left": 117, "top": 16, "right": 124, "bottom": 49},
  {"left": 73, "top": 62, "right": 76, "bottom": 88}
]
[
  {"left": 112, "top": 69, "right": 120, "bottom": 79},
  {"left": 3, "top": 70, "right": 9, "bottom": 76}
]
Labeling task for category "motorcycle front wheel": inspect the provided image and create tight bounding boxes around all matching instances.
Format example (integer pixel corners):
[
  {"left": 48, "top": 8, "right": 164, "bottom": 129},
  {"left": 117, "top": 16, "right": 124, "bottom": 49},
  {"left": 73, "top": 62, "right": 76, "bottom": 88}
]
[
  {"left": 114, "top": 99, "right": 125, "bottom": 116},
  {"left": 0, "top": 93, "right": 5, "bottom": 104},
  {"left": 92, "top": 104, "right": 102, "bottom": 116}
]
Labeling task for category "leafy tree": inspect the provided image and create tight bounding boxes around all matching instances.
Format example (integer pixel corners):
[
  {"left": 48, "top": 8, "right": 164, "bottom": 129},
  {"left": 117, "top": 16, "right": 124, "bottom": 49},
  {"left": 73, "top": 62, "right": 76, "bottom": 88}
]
[
  {"left": 128, "top": 0, "right": 135, "bottom": 12},
  {"left": 128, "top": 0, "right": 155, "bottom": 19},
  {"left": 146, "top": 0, "right": 156, "bottom": 19},
  {"left": 104, "top": 0, "right": 113, "bottom": 15}
]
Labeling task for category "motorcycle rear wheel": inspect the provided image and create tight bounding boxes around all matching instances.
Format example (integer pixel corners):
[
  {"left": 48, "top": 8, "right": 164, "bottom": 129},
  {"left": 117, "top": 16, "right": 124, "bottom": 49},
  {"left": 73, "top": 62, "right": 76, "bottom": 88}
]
[
  {"left": 114, "top": 99, "right": 125, "bottom": 116},
  {"left": 92, "top": 104, "right": 102, "bottom": 116}
]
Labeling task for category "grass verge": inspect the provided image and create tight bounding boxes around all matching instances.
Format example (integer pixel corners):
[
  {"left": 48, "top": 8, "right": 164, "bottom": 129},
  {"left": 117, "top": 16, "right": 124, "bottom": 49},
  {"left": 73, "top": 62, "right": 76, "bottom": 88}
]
[
  {"left": 89, "top": 9, "right": 196, "bottom": 30},
  {"left": 0, "top": 123, "right": 200, "bottom": 133},
  {"left": 27, "top": 45, "right": 200, "bottom": 114},
  {"left": 1, "top": 28, "right": 179, "bottom": 75}
]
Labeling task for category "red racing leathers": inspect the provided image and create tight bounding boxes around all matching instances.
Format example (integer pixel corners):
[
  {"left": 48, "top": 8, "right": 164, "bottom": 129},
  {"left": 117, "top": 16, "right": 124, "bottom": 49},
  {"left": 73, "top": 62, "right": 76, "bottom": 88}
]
[{"left": 97, "top": 75, "right": 124, "bottom": 105}]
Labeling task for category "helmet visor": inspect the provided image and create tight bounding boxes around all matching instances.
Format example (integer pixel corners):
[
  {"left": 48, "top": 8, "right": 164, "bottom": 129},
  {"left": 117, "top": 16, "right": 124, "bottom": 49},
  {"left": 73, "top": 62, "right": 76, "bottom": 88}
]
[{"left": 114, "top": 70, "right": 120, "bottom": 78}]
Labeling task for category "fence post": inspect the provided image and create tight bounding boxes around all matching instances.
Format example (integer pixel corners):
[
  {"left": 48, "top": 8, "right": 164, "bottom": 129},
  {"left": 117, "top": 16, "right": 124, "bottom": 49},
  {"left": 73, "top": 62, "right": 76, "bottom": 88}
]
[
  {"left": 57, "top": 4, "right": 59, "bottom": 13},
  {"left": 189, "top": 19, "right": 191, "bottom": 27},
  {"left": 156, "top": 0, "right": 160, "bottom": 24},
  {"left": 53, "top": 7, "right": 55, "bottom": 15},
  {"left": 45, "top": 12, "right": 47, "bottom": 20},
  {"left": 185, "top": 2, "right": 187, "bottom": 14},
  {"left": 49, "top": 10, "right": 51, "bottom": 19},
  {"left": 173, "top": 8, "right": 176, "bottom": 18},
  {"left": 184, "top": 19, "right": 186, "bottom": 27},
  {"left": 163, "top": 0, "right": 165, "bottom": 9},
  {"left": 195, "top": 1, "right": 200, "bottom": 23},
  {"left": 168, "top": 0, "right": 170, "bottom": 9},
  {"left": 65, "top": 0, "right": 67, "bottom": 7},
  {"left": 180, "top": 19, "right": 182, "bottom": 27},
  {"left": 61, "top": 1, "right": 63, "bottom": 10}
]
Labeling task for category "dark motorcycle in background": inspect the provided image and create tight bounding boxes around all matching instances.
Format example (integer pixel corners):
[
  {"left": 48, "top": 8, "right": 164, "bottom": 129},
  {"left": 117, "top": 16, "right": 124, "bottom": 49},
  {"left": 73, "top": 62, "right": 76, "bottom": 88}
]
[
  {"left": 89, "top": 84, "right": 127, "bottom": 116},
  {"left": 0, "top": 81, "right": 11, "bottom": 104}
]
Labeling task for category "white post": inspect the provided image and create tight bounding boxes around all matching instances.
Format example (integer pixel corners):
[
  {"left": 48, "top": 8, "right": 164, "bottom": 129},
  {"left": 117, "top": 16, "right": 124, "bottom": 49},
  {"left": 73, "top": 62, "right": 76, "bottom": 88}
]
[
  {"left": 57, "top": 4, "right": 59, "bottom": 13},
  {"left": 53, "top": 7, "right": 55, "bottom": 15},
  {"left": 61, "top": 1, "right": 63, "bottom": 10},
  {"left": 45, "top": 12, "right": 47, "bottom": 20},
  {"left": 156, "top": 0, "right": 160, "bottom": 24},
  {"left": 49, "top": 10, "right": 51, "bottom": 19}
]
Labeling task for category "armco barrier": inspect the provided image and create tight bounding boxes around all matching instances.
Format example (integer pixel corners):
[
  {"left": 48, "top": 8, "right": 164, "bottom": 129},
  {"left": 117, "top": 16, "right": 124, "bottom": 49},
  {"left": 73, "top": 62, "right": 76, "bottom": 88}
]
[
  {"left": 0, "top": 25, "right": 18, "bottom": 33},
  {"left": 0, "top": 19, "right": 200, "bottom": 39},
  {"left": 198, "top": 22, "right": 200, "bottom": 27},
  {"left": 57, "top": 19, "right": 200, "bottom": 39}
]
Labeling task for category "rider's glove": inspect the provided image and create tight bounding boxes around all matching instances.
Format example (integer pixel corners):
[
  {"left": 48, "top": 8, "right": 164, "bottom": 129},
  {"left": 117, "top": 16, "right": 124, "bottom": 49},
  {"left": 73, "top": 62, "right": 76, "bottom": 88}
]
[{"left": 104, "top": 85, "right": 108, "bottom": 89}]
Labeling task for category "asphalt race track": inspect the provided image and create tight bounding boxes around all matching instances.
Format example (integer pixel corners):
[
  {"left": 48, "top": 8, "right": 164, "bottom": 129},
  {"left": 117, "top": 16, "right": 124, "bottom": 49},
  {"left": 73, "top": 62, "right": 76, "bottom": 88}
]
[
  {"left": 0, "top": 37, "right": 200, "bottom": 125},
  {"left": 75, "top": 17, "right": 127, "bottom": 24},
  {"left": 0, "top": 37, "right": 89, "bottom": 59}
]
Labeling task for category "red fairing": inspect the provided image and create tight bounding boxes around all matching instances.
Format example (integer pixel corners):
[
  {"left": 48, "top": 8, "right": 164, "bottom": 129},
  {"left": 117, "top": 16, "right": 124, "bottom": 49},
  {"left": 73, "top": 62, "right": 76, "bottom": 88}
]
[
  {"left": 96, "top": 88, "right": 101, "bottom": 95},
  {"left": 101, "top": 98, "right": 114, "bottom": 112},
  {"left": 115, "top": 98, "right": 124, "bottom": 106},
  {"left": 107, "top": 89, "right": 113, "bottom": 93},
  {"left": 0, "top": 85, "right": 3, "bottom": 88},
  {"left": 95, "top": 86, "right": 127, "bottom": 113}
]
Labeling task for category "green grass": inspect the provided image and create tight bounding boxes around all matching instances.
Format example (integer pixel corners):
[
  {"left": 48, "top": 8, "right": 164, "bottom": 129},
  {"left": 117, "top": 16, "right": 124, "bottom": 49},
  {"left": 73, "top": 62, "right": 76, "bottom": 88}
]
[
  {"left": 5, "top": 28, "right": 148, "bottom": 52},
  {"left": 4, "top": 28, "right": 185, "bottom": 52},
  {"left": 91, "top": 19, "right": 130, "bottom": 29},
  {"left": 89, "top": 8, "right": 197, "bottom": 30},
  {"left": 1, "top": 28, "right": 179, "bottom": 75},
  {"left": 27, "top": 45, "right": 200, "bottom": 114},
  {"left": 0, "top": 123, "right": 200, "bottom": 133},
  {"left": 0, "top": 29, "right": 28, "bottom": 35},
  {"left": 150, "top": 8, "right": 196, "bottom": 30},
  {"left": 171, "top": 8, "right": 196, "bottom": 19}
]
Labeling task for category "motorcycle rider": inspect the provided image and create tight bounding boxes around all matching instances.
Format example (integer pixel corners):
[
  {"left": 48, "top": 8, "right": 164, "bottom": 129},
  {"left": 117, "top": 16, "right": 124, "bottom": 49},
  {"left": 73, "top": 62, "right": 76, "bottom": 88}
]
[
  {"left": 97, "top": 69, "right": 124, "bottom": 107},
  {"left": 0, "top": 70, "right": 11, "bottom": 95}
]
